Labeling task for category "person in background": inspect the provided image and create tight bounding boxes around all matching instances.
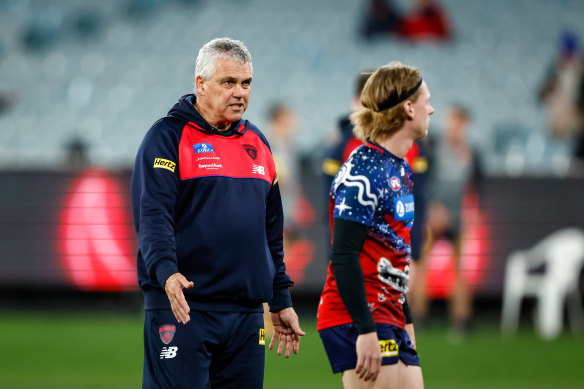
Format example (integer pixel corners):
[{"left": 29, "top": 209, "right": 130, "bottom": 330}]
[
  {"left": 409, "top": 104, "right": 482, "bottom": 341},
  {"left": 322, "top": 70, "right": 373, "bottom": 219},
  {"left": 62, "top": 137, "right": 90, "bottom": 170},
  {"left": 267, "top": 103, "right": 302, "bottom": 236},
  {"left": 318, "top": 61, "right": 433, "bottom": 388},
  {"left": 397, "top": 0, "right": 452, "bottom": 42},
  {"left": 264, "top": 102, "right": 302, "bottom": 336},
  {"left": 131, "top": 37, "right": 304, "bottom": 389},
  {"left": 538, "top": 30, "right": 584, "bottom": 173},
  {"left": 403, "top": 136, "right": 431, "bottom": 322},
  {"left": 361, "top": 0, "right": 452, "bottom": 42}
]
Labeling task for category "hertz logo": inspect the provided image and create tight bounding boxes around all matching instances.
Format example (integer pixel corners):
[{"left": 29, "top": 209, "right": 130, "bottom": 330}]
[
  {"left": 259, "top": 328, "right": 265, "bottom": 345},
  {"left": 153, "top": 158, "right": 176, "bottom": 172},
  {"left": 379, "top": 339, "right": 398, "bottom": 357}
]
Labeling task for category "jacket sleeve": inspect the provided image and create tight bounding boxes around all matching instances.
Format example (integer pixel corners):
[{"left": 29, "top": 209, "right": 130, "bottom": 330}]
[
  {"left": 131, "top": 121, "right": 181, "bottom": 288},
  {"left": 265, "top": 179, "right": 294, "bottom": 312}
]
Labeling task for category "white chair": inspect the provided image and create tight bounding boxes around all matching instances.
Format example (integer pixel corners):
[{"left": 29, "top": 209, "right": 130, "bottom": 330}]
[{"left": 501, "top": 228, "right": 584, "bottom": 340}]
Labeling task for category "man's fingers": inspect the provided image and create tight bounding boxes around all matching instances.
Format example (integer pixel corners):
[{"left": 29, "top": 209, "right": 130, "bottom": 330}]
[
  {"left": 181, "top": 280, "right": 194, "bottom": 289},
  {"left": 355, "top": 356, "right": 364, "bottom": 376},
  {"left": 277, "top": 333, "right": 286, "bottom": 356},
  {"left": 284, "top": 334, "right": 293, "bottom": 358},
  {"left": 291, "top": 323, "right": 305, "bottom": 337},
  {"left": 165, "top": 273, "right": 194, "bottom": 324},
  {"left": 293, "top": 334, "right": 300, "bottom": 354},
  {"left": 360, "top": 355, "right": 381, "bottom": 382},
  {"left": 268, "top": 331, "right": 279, "bottom": 350},
  {"left": 169, "top": 290, "right": 190, "bottom": 324},
  {"left": 361, "top": 358, "right": 372, "bottom": 381},
  {"left": 171, "top": 300, "right": 190, "bottom": 324}
]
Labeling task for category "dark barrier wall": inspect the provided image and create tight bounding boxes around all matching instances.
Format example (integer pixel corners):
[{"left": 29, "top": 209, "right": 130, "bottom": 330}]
[{"left": 1, "top": 170, "right": 583, "bottom": 297}]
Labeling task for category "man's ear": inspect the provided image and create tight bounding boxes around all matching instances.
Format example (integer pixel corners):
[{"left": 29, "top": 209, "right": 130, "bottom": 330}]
[
  {"left": 404, "top": 101, "right": 415, "bottom": 119},
  {"left": 195, "top": 76, "right": 205, "bottom": 97}
]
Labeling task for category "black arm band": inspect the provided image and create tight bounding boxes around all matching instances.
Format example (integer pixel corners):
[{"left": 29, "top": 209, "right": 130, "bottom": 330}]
[
  {"left": 403, "top": 297, "right": 413, "bottom": 324},
  {"left": 331, "top": 218, "right": 376, "bottom": 334}
]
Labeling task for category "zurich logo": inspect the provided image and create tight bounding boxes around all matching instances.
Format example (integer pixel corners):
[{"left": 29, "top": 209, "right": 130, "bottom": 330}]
[{"left": 193, "top": 143, "right": 215, "bottom": 154}]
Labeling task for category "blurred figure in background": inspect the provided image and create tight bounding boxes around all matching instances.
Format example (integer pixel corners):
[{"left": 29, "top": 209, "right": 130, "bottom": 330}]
[
  {"left": 409, "top": 104, "right": 482, "bottom": 340},
  {"left": 403, "top": 136, "right": 431, "bottom": 300},
  {"left": 265, "top": 103, "right": 301, "bottom": 337},
  {"left": 361, "top": 0, "right": 402, "bottom": 40},
  {"left": 0, "top": 90, "right": 16, "bottom": 115},
  {"left": 538, "top": 30, "right": 584, "bottom": 173},
  {"left": 397, "top": 0, "right": 452, "bottom": 42},
  {"left": 267, "top": 103, "right": 302, "bottom": 237},
  {"left": 321, "top": 71, "right": 373, "bottom": 211},
  {"left": 61, "top": 137, "right": 90, "bottom": 171},
  {"left": 361, "top": 0, "right": 452, "bottom": 42}
]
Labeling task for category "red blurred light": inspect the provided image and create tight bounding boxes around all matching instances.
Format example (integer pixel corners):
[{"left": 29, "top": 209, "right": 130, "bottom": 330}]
[{"left": 58, "top": 169, "right": 137, "bottom": 291}]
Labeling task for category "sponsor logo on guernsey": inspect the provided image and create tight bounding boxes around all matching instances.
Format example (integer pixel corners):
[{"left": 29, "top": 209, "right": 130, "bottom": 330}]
[
  {"left": 196, "top": 155, "right": 220, "bottom": 161},
  {"left": 198, "top": 163, "right": 223, "bottom": 170},
  {"left": 393, "top": 194, "right": 414, "bottom": 221},
  {"left": 159, "top": 325, "right": 176, "bottom": 345},
  {"left": 193, "top": 143, "right": 215, "bottom": 154},
  {"left": 378, "top": 258, "right": 409, "bottom": 293},
  {"left": 243, "top": 144, "right": 258, "bottom": 160},
  {"left": 153, "top": 158, "right": 176, "bottom": 172},
  {"left": 160, "top": 346, "right": 178, "bottom": 359},
  {"left": 259, "top": 328, "right": 266, "bottom": 345},
  {"left": 252, "top": 164, "right": 265, "bottom": 175},
  {"left": 390, "top": 176, "right": 401, "bottom": 191},
  {"left": 379, "top": 339, "right": 399, "bottom": 357}
]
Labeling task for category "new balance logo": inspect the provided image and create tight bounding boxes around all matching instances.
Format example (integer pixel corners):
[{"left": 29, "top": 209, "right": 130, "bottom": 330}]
[
  {"left": 252, "top": 164, "right": 265, "bottom": 175},
  {"left": 160, "top": 346, "right": 178, "bottom": 359}
]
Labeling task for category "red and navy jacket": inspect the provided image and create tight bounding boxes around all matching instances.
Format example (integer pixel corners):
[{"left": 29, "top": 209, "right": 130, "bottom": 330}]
[{"left": 131, "top": 94, "right": 293, "bottom": 312}]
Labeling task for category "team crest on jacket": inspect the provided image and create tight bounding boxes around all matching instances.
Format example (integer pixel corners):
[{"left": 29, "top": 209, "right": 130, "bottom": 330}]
[
  {"left": 390, "top": 176, "right": 401, "bottom": 191},
  {"left": 242, "top": 144, "right": 257, "bottom": 160},
  {"left": 159, "top": 325, "right": 176, "bottom": 344}
]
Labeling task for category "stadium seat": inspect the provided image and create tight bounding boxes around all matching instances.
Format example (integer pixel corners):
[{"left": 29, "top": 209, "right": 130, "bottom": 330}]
[{"left": 501, "top": 228, "right": 584, "bottom": 340}]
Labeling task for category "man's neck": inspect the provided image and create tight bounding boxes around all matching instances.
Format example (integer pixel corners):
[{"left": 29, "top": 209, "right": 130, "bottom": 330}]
[
  {"left": 377, "top": 130, "right": 415, "bottom": 159},
  {"left": 193, "top": 100, "right": 231, "bottom": 131}
]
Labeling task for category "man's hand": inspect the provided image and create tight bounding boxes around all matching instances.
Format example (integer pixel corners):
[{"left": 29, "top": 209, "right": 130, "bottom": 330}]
[
  {"left": 268, "top": 307, "right": 305, "bottom": 358},
  {"left": 355, "top": 332, "right": 382, "bottom": 382},
  {"left": 405, "top": 323, "right": 416, "bottom": 349},
  {"left": 164, "top": 272, "right": 194, "bottom": 324}
]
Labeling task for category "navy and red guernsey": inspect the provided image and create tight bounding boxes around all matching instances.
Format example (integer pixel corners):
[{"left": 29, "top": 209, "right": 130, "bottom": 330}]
[
  {"left": 317, "top": 142, "right": 414, "bottom": 331},
  {"left": 131, "top": 94, "right": 293, "bottom": 313}
]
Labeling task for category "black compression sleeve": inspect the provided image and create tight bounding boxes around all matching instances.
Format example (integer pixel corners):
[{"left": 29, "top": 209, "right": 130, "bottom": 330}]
[
  {"left": 403, "top": 297, "right": 413, "bottom": 324},
  {"left": 331, "top": 218, "right": 376, "bottom": 334}
]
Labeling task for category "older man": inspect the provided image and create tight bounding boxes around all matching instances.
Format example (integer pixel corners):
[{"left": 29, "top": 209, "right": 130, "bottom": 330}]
[{"left": 131, "top": 37, "right": 304, "bottom": 389}]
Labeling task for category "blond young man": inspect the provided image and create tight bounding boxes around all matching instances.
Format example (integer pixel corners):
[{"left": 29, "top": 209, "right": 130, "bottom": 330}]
[{"left": 317, "top": 61, "right": 433, "bottom": 389}]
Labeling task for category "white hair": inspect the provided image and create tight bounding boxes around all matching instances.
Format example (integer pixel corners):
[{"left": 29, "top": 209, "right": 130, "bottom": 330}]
[{"left": 193, "top": 37, "right": 253, "bottom": 96}]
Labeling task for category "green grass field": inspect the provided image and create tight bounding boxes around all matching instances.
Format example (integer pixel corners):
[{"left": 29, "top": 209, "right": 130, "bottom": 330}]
[{"left": 1, "top": 311, "right": 583, "bottom": 388}]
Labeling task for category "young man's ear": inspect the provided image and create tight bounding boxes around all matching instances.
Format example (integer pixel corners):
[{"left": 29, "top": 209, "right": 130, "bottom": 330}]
[{"left": 403, "top": 101, "right": 415, "bottom": 119}]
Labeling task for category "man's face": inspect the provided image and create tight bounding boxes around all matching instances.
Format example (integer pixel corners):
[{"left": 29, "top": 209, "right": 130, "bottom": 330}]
[
  {"left": 196, "top": 56, "right": 252, "bottom": 128},
  {"left": 444, "top": 109, "right": 468, "bottom": 143},
  {"left": 411, "top": 81, "right": 434, "bottom": 138}
]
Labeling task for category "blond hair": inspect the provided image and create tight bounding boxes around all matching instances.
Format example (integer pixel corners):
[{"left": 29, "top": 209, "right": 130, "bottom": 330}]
[{"left": 351, "top": 61, "right": 422, "bottom": 143}]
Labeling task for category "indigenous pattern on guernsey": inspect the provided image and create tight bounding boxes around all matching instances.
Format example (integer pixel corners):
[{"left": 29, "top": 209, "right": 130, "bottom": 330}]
[{"left": 318, "top": 141, "right": 415, "bottom": 331}]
